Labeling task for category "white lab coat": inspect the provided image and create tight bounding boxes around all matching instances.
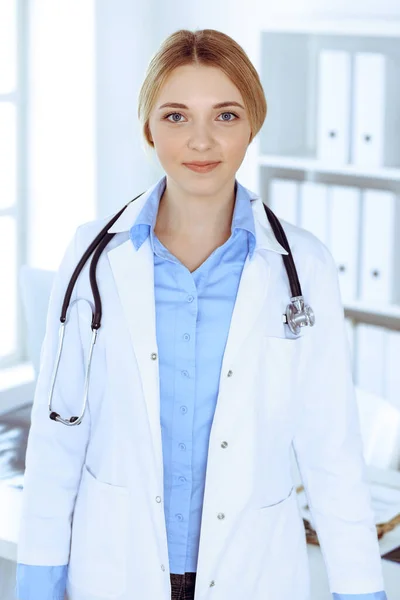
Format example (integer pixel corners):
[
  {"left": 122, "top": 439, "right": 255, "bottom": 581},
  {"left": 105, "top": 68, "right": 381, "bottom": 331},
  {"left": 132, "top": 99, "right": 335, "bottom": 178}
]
[{"left": 17, "top": 185, "right": 385, "bottom": 600}]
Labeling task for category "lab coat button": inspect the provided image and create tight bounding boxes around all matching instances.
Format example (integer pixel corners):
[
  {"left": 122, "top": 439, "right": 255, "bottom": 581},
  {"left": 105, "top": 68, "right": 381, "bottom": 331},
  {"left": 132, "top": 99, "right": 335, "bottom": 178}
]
[
  {"left": 156, "top": 496, "right": 162, "bottom": 503},
  {"left": 221, "top": 441, "right": 228, "bottom": 448},
  {"left": 227, "top": 370, "right": 233, "bottom": 377},
  {"left": 209, "top": 580, "right": 215, "bottom": 587},
  {"left": 217, "top": 513, "right": 225, "bottom": 519},
  {"left": 151, "top": 353, "right": 157, "bottom": 360},
  {"left": 161, "top": 564, "right": 165, "bottom": 571}
]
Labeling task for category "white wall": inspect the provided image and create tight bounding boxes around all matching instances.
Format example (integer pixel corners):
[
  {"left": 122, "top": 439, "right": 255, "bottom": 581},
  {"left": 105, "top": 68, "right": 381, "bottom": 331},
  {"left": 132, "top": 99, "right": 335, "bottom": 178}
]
[
  {"left": 28, "top": 1, "right": 96, "bottom": 269},
  {"left": 95, "top": 0, "right": 163, "bottom": 218}
]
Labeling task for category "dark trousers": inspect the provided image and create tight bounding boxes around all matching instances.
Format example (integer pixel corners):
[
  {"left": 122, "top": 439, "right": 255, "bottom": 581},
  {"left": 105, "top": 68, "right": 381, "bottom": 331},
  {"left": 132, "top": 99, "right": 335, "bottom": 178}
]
[{"left": 170, "top": 572, "right": 197, "bottom": 600}]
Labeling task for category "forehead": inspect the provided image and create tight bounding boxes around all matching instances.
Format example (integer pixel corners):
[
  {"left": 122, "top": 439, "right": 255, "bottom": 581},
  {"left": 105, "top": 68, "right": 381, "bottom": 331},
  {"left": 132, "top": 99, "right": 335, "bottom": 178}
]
[{"left": 157, "top": 64, "right": 242, "bottom": 101}]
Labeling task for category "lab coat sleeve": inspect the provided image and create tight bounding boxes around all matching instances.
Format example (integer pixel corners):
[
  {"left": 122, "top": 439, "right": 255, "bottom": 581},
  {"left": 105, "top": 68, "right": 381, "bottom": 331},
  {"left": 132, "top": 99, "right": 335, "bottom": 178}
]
[
  {"left": 291, "top": 242, "right": 386, "bottom": 596},
  {"left": 16, "top": 225, "right": 91, "bottom": 578}
]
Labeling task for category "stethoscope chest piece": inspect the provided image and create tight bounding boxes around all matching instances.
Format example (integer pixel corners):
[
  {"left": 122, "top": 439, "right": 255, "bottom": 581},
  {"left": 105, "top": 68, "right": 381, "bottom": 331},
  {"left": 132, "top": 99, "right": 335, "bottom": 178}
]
[{"left": 283, "top": 295, "right": 315, "bottom": 336}]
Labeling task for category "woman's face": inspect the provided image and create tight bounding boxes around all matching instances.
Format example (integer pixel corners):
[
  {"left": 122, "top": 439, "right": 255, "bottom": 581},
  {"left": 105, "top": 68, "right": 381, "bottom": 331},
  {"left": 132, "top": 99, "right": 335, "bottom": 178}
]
[{"left": 148, "top": 64, "right": 252, "bottom": 192}]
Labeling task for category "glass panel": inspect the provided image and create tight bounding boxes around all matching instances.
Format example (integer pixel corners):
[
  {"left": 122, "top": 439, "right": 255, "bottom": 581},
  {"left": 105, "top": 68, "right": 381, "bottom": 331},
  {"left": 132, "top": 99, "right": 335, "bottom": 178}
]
[
  {"left": 0, "top": 102, "right": 16, "bottom": 209},
  {"left": 0, "top": 1, "right": 16, "bottom": 94},
  {"left": 0, "top": 216, "right": 17, "bottom": 357}
]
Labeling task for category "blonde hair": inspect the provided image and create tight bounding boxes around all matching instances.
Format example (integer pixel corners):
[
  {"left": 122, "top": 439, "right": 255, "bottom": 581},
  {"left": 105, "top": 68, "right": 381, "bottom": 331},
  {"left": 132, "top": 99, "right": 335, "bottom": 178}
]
[{"left": 137, "top": 29, "right": 267, "bottom": 152}]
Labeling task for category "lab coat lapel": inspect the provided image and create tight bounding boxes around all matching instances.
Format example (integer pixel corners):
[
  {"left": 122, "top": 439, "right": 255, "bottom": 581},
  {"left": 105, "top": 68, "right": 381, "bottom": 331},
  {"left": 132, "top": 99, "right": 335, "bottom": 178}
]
[{"left": 106, "top": 236, "right": 162, "bottom": 475}]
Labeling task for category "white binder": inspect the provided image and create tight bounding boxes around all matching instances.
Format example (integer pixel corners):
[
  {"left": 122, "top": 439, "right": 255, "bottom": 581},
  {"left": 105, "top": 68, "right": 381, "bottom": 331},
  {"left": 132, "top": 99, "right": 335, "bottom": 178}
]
[
  {"left": 345, "top": 317, "right": 356, "bottom": 377},
  {"left": 352, "top": 52, "right": 386, "bottom": 167},
  {"left": 298, "top": 181, "right": 329, "bottom": 246},
  {"left": 316, "top": 50, "right": 351, "bottom": 164},
  {"left": 329, "top": 185, "right": 361, "bottom": 303},
  {"left": 268, "top": 178, "right": 298, "bottom": 225},
  {"left": 385, "top": 329, "right": 400, "bottom": 411},
  {"left": 359, "top": 189, "right": 399, "bottom": 304},
  {"left": 355, "top": 323, "right": 386, "bottom": 397}
]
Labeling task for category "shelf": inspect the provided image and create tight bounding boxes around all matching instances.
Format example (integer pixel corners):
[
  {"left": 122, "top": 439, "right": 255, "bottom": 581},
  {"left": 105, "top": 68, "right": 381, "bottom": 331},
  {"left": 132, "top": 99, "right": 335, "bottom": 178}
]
[
  {"left": 344, "top": 301, "right": 400, "bottom": 330},
  {"left": 258, "top": 155, "right": 400, "bottom": 182}
]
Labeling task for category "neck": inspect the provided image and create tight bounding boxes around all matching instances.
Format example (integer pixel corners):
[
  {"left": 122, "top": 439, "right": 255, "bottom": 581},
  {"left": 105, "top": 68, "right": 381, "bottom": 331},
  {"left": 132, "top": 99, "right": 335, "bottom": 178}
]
[{"left": 155, "top": 177, "right": 237, "bottom": 240}]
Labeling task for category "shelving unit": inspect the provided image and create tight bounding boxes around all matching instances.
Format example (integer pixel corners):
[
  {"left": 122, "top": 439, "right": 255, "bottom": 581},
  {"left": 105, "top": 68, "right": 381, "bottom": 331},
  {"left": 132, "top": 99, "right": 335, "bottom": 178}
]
[{"left": 249, "top": 19, "right": 400, "bottom": 330}]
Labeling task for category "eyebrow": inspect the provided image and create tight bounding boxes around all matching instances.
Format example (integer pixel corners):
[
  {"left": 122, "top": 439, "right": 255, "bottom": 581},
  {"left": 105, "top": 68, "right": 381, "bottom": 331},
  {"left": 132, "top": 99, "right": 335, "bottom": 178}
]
[{"left": 158, "top": 101, "right": 245, "bottom": 110}]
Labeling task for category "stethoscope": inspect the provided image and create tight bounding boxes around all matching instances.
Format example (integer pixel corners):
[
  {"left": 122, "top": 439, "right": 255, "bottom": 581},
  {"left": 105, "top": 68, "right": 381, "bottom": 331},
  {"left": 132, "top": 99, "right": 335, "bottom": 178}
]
[{"left": 49, "top": 191, "right": 315, "bottom": 427}]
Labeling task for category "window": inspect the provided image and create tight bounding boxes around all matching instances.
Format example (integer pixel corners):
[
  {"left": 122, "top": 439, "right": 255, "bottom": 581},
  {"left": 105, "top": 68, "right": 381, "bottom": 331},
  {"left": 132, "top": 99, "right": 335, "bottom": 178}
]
[{"left": 0, "top": 0, "right": 28, "bottom": 368}]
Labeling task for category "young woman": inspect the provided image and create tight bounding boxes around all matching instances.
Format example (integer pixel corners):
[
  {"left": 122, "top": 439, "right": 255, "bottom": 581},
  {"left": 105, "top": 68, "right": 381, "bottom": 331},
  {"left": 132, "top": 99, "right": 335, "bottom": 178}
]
[{"left": 16, "top": 29, "right": 387, "bottom": 600}]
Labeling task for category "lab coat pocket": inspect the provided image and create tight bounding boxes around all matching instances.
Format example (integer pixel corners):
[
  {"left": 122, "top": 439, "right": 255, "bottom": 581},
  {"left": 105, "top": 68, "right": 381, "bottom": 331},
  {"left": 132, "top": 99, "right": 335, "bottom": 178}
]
[
  {"left": 251, "top": 483, "right": 309, "bottom": 599},
  {"left": 252, "top": 336, "right": 302, "bottom": 509},
  {"left": 68, "top": 464, "right": 129, "bottom": 598},
  {"left": 258, "top": 484, "right": 295, "bottom": 509}
]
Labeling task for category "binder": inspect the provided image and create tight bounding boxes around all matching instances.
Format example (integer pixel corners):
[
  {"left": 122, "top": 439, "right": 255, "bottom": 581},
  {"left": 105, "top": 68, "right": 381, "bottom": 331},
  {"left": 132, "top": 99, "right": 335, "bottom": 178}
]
[
  {"left": 344, "top": 317, "right": 356, "bottom": 378},
  {"left": 268, "top": 178, "right": 298, "bottom": 225},
  {"left": 359, "top": 189, "right": 399, "bottom": 304},
  {"left": 329, "top": 185, "right": 361, "bottom": 302},
  {"left": 352, "top": 52, "right": 386, "bottom": 167},
  {"left": 385, "top": 329, "right": 400, "bottom": 412},
  {"left": 355, "top": 323, "right": 386, "bottom": 397},
  {"left": 298, "top": 181, "right": 329, "bottom": 246},
  {"left": 316, "top": 50, "right": 351, "bottom": 164}
]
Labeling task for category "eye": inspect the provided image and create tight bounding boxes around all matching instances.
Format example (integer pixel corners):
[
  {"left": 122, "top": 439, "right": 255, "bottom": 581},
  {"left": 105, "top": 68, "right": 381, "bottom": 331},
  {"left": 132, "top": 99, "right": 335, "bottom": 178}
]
[
  {"left": 218, "top": 111, "right": 239, "bottom": 121},
  {"left": 163, "top": 111, "right": 239, "bottom": 123}
]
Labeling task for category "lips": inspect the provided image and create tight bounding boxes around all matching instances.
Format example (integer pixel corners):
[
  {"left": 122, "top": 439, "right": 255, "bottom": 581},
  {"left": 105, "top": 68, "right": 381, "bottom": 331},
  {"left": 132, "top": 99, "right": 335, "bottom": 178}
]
[
  {"left": 184, "top": 162, "right": 220, "bottom": 166},
  {"left": 184, "top": 162, "right": 221, "bottom": 173}
]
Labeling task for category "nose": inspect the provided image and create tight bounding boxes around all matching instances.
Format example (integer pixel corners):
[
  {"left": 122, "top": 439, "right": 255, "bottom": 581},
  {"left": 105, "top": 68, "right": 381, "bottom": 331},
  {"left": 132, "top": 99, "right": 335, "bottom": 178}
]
[{"left": 187, "top": 122, "right": 215, "bottom": 150}]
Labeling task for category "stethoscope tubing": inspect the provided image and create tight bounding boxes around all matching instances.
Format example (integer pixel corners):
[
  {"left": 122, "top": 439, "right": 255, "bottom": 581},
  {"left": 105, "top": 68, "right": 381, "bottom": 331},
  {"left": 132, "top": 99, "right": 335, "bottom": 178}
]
[{"left": 48, "top": 192, "right": 313, "bottom": 426}]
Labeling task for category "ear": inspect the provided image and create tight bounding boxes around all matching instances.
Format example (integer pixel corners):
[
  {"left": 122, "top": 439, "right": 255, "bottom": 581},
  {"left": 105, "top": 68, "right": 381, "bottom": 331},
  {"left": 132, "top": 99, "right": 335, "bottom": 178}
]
[{"left": 146, "top": 120, "right": 153, "bottom": 144}]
